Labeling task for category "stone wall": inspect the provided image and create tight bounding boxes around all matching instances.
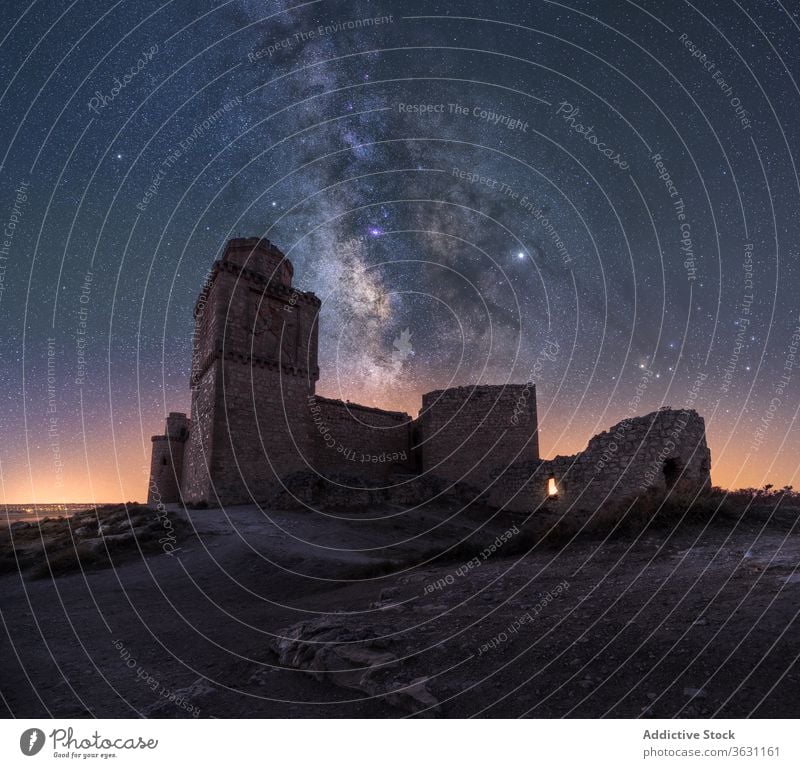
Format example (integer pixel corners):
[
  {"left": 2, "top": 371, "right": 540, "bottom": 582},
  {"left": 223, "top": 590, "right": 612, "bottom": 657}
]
[
  {"left": 148, "top": 437, "right": 177, "bottom": 504},
  {"left": 205, "top": 363, "right": 315, "bottom": 504},
  {"left": 418, "top": 385, "right": 539, "bottom": 488},
  {"left": 180, "top": 361, "right": 219, "bottom": 504},
  {"left": 173, "top": 237, "right": 322, "bottom": 505},
  {"left": 489, "top": 408, "right": 711, "bottom": 514},
  {"left": 309, "top": 396, "right": 414, "bottom": 477}
]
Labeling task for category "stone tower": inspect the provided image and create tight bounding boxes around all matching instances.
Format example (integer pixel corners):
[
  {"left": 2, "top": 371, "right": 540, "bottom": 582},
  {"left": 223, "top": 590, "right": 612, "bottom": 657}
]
[
  {"left": 147, "top": 412, "right": 190, "bottom": 505},
  {"left": 179, "top": 237, "right": 321, "bottom": 505}
]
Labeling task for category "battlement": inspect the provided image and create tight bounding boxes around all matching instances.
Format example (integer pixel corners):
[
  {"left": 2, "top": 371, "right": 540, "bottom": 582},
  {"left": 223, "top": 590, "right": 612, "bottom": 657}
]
[{"left": 219, "top": 237, "right": 294, "bottom": 285}]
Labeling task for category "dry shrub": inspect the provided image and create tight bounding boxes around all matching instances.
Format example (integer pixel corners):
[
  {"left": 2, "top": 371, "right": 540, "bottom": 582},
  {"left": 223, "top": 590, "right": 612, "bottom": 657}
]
[{"left": 2, "top": 503, "right": 189, "bottom": 580}]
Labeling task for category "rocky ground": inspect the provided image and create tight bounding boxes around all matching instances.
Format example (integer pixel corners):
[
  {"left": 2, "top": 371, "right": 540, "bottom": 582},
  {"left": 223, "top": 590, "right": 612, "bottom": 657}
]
[{"left": 2, "top": 496, "right": 799, "bottom": 718}]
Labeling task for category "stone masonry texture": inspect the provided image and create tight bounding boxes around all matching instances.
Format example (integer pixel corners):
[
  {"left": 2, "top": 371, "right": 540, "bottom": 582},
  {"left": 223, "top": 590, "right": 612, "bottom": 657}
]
[{"left": 148, "top": 238, "right": 711, "bottom": 512}]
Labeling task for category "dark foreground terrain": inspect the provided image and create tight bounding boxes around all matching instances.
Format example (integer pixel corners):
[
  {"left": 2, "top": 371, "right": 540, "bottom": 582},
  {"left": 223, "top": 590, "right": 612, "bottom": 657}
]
[{"left": 2, "top": 496, "right": 799, "bottom": 718}]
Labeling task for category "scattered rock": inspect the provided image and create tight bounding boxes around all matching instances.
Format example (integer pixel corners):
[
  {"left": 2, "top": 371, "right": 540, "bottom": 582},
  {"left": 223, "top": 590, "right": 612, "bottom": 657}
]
[{"left": 269, "top": 617, "right": 439, "bottom": 715}]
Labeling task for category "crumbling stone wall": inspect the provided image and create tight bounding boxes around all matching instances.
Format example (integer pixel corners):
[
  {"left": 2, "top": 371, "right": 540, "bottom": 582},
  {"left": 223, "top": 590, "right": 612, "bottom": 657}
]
[
  {"left": 418, "top": 385, "right": 539, "bottom": 488},
  {"left": 489, "top": 408, "right": 711, "bottom": 514}
]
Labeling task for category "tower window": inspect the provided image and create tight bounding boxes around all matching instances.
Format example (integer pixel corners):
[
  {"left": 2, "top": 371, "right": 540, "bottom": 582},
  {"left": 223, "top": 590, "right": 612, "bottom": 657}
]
[
  {"left": 161, "top": 457, "right": 168, "bottom": 466},
  {"left": 547, "top": 477, "right": 559, "bottom": 497}
]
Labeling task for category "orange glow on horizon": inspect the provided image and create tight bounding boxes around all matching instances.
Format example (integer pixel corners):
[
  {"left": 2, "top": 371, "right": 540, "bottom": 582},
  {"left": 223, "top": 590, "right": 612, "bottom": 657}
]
[{"left": 2, "top": 394, "right": 795, "bottom": 505}]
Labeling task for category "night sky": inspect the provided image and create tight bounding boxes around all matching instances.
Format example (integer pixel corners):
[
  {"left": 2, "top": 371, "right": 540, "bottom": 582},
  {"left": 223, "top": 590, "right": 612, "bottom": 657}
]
[{"left": 1, "top": 0, "right": 799, "bottom": 503}]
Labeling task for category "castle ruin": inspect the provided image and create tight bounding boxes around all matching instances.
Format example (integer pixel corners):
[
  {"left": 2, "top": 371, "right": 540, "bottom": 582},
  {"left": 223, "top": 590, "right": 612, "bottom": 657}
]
[{"left": 148, "top": 237, "right": 711, "bottom": 512}]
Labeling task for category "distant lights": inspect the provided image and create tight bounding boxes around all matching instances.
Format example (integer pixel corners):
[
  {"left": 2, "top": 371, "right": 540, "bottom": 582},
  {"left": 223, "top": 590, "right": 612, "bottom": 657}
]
[{"left": 517, "top": 252, "right": 526, "bottom": 260}]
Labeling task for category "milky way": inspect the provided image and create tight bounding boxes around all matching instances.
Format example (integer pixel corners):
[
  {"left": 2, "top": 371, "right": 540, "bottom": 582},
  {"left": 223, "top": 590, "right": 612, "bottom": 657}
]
[{"left": 0, "top": 0, "right": 798, "bottom": 501}]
